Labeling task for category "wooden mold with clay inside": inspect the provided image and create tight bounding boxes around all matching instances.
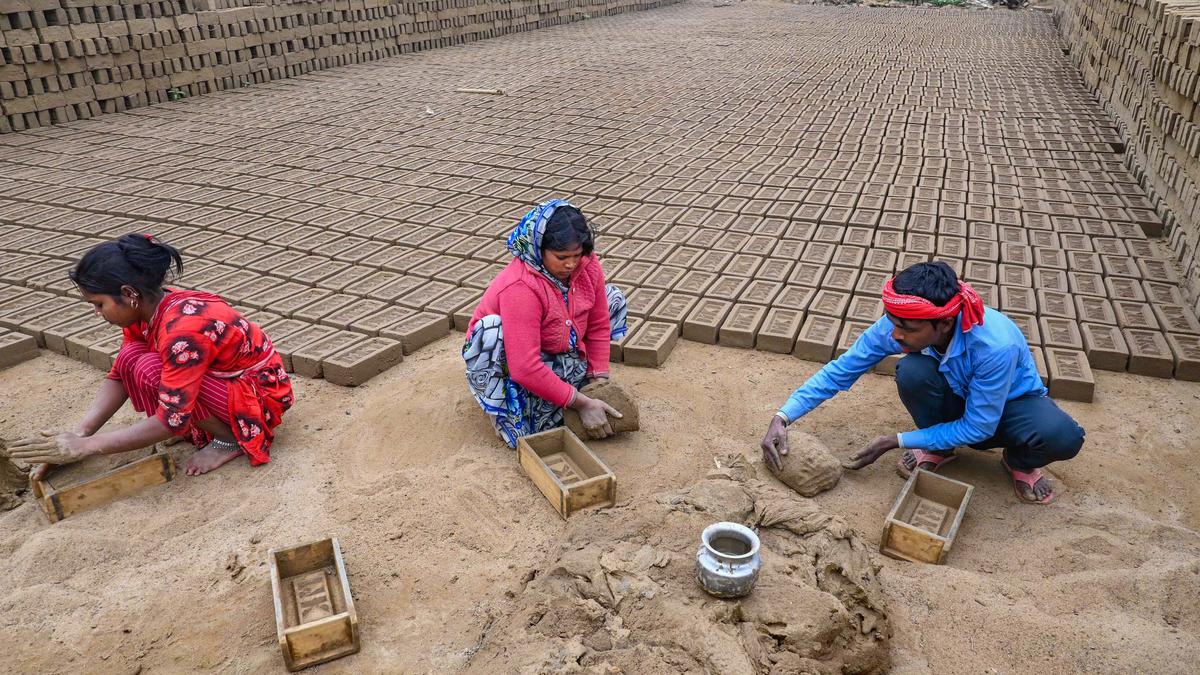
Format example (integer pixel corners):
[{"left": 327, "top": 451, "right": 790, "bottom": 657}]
[
  {"left": 268, "top": 537, "right": 360, "bottom": 671},
  {"left": 880, "top": 468, "right": 973, "bottom": 564},
  {"left": 30, "top": 446, "right": 175, "bottom": 523},
  {"left": 518, "top": 427, "right": 616, "bottom": 519}
]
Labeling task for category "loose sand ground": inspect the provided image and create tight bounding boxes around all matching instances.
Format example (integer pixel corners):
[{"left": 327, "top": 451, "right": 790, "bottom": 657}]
[{"left": 1, "top": 338, "right": 1197, "bottom": 674}]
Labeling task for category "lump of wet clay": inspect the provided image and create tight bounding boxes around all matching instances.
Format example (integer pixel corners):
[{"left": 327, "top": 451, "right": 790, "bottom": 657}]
[
  {"left": 563, "top": 380, "right": 640, "bottom": 437},
  {"left": 1, "top": 440, "right": 28, "bottom": 512},
  {"left": 768, "top": 430, "right": 842, "bottom": 497}
]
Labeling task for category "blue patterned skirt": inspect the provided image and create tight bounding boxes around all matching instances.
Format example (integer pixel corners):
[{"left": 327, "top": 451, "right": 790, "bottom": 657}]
[{"left": 463, "top": 284, "right": 627, "bottom": 448}]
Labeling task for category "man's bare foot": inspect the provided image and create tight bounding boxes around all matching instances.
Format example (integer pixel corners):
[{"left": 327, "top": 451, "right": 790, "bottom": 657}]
[
  {"left": 1002, "top": 455, "right": 1057, "bottom": 504},
  {"left": 185, "top": 443, "right": 242, "bottom": 476}
]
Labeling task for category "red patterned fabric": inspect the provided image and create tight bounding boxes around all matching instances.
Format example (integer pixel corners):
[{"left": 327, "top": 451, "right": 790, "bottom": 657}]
[
  {"left": 881, "top": 277, "right": 986, "bottom": 332},
  {"left": 107, "top": 290, "right": 293, "bottom": 465}
]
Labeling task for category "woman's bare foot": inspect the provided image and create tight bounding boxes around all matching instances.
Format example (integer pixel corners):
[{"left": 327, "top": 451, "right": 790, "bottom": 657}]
[{"left": 185, "top": 444, "right": 242, "bottom": 476}]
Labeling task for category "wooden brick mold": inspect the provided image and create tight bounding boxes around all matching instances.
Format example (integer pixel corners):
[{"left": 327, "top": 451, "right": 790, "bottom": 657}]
[{"left": 268, "top": 537, "right": 360, "bottom": 671}]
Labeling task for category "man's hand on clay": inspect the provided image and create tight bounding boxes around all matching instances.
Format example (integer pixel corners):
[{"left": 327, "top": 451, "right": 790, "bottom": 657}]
[
  {"left": 844, "top": 434, "right": 900, "bottom": 470},
  {"left": 8, "top": 430, "right": 92, "bottom": 467},
  {"left": 760, "top": 416, "right": 789, "bottom": 472},
  {"left": 577, "top": 396, "right": 621, "bottom": 440}
]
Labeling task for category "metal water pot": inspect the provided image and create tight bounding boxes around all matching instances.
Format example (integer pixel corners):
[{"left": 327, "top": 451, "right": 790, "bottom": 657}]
[{"left": 695, "top": 521, "right": 762, "bottom": 598}]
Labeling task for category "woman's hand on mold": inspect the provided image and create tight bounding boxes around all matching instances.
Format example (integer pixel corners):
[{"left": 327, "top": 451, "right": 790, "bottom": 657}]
[{"left": 8, "top": 430, "right": 93, "bottom": 467}]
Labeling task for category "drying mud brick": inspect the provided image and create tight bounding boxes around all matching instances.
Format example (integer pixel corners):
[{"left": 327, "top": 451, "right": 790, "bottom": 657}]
[
  {"left": 322, "top": 337, "right": 404, "bottom": 387},
  {"left": 1045, "top": 348, "right": 1095, "bottom": 403},
  {"left": 321, "top": 299, "right": 388, "bottom": 331},
  {"left": 793, "top": 314, "right": 841, "bottom": 363},
  {"left": 563, "top": 380, "right": 640, "bottom": 437},
  {"left": 1040, "top": 317, "right": 1084, "bottom": 350},
  {"left": 1081, "top": 323, "right": 1130, "bottom": 372},
  {"left": 292, "top": 331, "right": 365, "bottom": 379},
  {"left": 1153, "top": 305, "right": 1200, "bottom": 336},
  {"left": 42, "top": 315, "right": 107, "bottom": 355},
  {"left": 1166, "top": 335, "right": 1200, "bottom": 381},
  {"left": 718, "top": 303, "right": 767, "bottom": 349},
  {"left": 623, "top": 321, "right": 678, "bottom": 368},
  {"left": 348, "top": 306, "right": 417, "bottom": 337},
  {"left": 87, "top": 334, "right": 124, "bottom": 371},
  {"left": 808, "top": 289, "right": 851, "bottom": 318},
  {"left": 63, "top": 323, "right": 119, "bottom": 363},
  {"left": 755, "top": 308, "right": 804, "bottom": 354},
  {"left": 625, "top": 287, "right": 666, "bottom": 319},
  {"left": 291, "top": 294, "right": 359, "bottom": 325},
  {"left": 379, "top": 312, "right": 449, "bottom": 355},
  {"left": 835, "top": 321, "right": 872, "bottom": 359},
  {"left": 767, "top": 429, "right": 842, "bottom": 497},
  {"left": 1037, "top": 290, "right": 1076, "bottom": 319},
  {"left": 648, "top": 293, "right": 697, "bottom": 326},
  {"left": 682, "top": 298, "right": 731, "bottom": 345},
  {"left": 1122, "top": 329, "right": 1175, "bottom": 379},
  {"left": 1028, "top": 347, "right": 1049, "bottom": 386},
  {"left": 0, "top": 330, "right": 38, "bottom": 369},
  {"left": 874, "top": 353, "right": 901, "bottom": 376},
  {"left": 0, "top": 296, "right": 78, "bottom": 338},
  {"left": 1075, "top": 296, "right": 1117, "bottom": 325},
  {"left": 1112, "top": 301, "right": 1160, "bottom": 330},
  {"left": 274, "top": 325, "right": 340, "bottom": 372},
  {"left": 610, "top": 316, "right": 641, "bottom": 363}
]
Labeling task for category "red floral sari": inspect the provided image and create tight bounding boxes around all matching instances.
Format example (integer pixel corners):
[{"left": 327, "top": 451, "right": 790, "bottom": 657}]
[{"left": 109, "top": 290, "right": 293, "bottom": 465}]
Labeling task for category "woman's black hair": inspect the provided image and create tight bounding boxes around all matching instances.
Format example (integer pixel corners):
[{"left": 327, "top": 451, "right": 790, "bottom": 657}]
[
  {"left": 542, "top": 206, "right": 595, "bottom": 256},
  {"left": 70, "top": 233, "right": 183, "bottom": 300},
  {"left": 892, "top": 261, "right": 959, "bottom": 307}
]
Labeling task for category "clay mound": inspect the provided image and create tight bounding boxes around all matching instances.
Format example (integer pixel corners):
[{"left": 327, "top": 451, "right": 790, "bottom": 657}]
[
  {"left": 0, "top": 439, "right": 27, "bottom": 512},
  {"left": 464, "top": 466, "right": 890, "bottom": 674},
  {"left": 563, "top": 380, "right": 640, "bottom": 437},
  {"left": 767, "top": 430, "right": 843, "bottom": 497}
]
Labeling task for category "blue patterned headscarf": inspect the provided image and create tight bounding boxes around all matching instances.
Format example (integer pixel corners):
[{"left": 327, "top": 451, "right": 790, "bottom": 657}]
[{"left": 507, "top": 198, "right": 574, "bottom": 292}]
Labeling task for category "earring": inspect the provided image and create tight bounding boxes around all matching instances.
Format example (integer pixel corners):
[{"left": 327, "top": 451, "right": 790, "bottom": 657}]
[{"left": 131, "top": 299, "right": 139, "bottom": 309}]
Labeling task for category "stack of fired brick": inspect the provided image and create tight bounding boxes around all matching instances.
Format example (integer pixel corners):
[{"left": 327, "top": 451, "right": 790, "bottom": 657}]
[
  {"left": 1056, "top": 0, "right": 1200, "bottom": 313},
  {"left": 0, "top": 0, "right": 678, "bottom": 133}
]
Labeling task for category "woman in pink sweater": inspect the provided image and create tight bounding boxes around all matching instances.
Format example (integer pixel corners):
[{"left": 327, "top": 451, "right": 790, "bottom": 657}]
[{"left": 463, "top": 199, "right": 628, "bottom": 447}]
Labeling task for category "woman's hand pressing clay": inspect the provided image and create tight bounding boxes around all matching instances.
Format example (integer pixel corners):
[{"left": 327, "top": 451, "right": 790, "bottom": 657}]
[
  {"left": 8, "top": 430, "right": 94, "bottom": 468},
  {"left": 570, "top": 393, "right": 623, "bottom": 440}
]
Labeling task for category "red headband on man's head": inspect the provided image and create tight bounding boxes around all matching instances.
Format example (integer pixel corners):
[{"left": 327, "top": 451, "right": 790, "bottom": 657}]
[{"left": 881, "top": 277, "right": 985, "bottom": 332}]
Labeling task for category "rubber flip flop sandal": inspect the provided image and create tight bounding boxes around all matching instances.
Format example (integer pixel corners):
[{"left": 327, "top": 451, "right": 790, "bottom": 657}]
[
  {"left": 897, "top": 448, "right": 957, "bottom": 479},
  {"left": 1002, "top": 459, "right": 1058, "bottom": 505}
]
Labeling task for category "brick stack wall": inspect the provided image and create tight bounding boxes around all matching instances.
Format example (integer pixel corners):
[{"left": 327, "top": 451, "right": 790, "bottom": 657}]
[
  {"left": 0, "top": 0, "right": 679, "bottom": 133},
  {"left": 1056, "top": 0, "right": 1200, "bottom": 313}
]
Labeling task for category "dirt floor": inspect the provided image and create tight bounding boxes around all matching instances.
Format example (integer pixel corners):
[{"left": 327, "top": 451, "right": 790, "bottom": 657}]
[{"left": 1, "top": 337, "right": 1198, "bottom": 674}]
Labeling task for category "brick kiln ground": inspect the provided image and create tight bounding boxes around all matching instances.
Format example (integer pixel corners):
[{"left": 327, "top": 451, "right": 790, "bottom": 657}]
[
  {"left": 3, "top": 2, "right": 1200, "bottom": 396},
  {"left": 0, "top": 338, "right": 1198, "bottom": 673}
]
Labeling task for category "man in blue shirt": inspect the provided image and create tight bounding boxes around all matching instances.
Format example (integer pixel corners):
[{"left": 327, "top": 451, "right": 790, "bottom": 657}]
[{"left": 760, "top": 262, "right": 1085, "bottom": 504}]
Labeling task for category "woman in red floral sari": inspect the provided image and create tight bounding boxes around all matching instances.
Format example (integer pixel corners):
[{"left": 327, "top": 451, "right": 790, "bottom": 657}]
[{"left": 9, "top": 234, "right": 294, "bottom": 476}]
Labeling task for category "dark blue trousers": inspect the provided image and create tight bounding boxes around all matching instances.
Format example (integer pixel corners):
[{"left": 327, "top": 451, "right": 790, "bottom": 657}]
[{"left": 895, "top": 354, "right": 1085, "bottom": 471}]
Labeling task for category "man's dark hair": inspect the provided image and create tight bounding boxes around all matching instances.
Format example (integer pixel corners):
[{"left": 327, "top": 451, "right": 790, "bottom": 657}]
[
  {"left": 892, "top": 261, "right": 959, "bottom": 307},
  {"left": 542, "top": 205, "right": 595, "bottom": 256},
  {"left": 71, "top": 233, "right": 183, "bottom": 299}
]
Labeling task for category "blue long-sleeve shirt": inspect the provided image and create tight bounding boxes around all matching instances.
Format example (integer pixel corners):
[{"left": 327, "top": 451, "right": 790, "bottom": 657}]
[{"left": 777, "top": 308, "right": 1046, "bottom": 450}]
